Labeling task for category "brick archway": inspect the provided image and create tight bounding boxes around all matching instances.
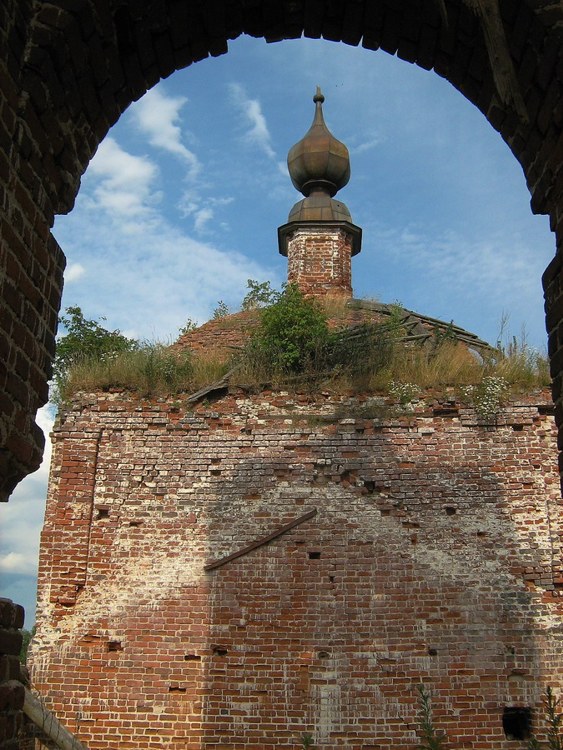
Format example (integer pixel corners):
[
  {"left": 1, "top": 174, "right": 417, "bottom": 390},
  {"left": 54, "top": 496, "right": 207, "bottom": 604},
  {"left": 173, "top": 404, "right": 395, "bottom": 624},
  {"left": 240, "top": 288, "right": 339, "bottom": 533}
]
[{"left": 1, "top": 0, "right": 562, "bottom": 500}]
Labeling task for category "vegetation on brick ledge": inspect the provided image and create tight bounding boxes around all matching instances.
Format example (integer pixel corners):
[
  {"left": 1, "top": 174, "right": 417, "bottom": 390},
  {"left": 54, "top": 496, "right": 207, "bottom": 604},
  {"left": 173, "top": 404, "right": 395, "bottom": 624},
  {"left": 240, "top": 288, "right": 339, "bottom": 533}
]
[{"left": 53, "top": 289, "right": 550, "bottom": 406}]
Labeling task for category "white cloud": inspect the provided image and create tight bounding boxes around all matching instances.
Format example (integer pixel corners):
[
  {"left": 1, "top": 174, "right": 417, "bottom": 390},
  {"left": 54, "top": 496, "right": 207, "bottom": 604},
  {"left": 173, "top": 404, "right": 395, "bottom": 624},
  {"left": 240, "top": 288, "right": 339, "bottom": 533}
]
[
  {"left": 194, "top": 207, "right": 214, "bottom": 233},
  {"left": 0, "top": 553, "right": 29, "bottom": 573},
  {"left": 53, "top": 177, "right": 281, "bottom": 341},
  {"left": 355, "top": 219, "right": 549, "bottom": 347},
  {"left": 178, "top": 192, "right": 234, "bottom": 235},
  {"left": 0, "top": 406, "right": 54, "bottom": 578},
  {"left": 352, "top": 136, "right": 382, "bottom": 154},
  {"left": 88, "top": 137, "right": 160, "bottom": 227},
  {"left": 229, "top": 82, "right": 276, "bottom": 160},
  {"left": 65, "top": 262, "right": 85, "bottom": 283},
  {"left": 131, "top": 88, "right": 201, "bottom": 178}
]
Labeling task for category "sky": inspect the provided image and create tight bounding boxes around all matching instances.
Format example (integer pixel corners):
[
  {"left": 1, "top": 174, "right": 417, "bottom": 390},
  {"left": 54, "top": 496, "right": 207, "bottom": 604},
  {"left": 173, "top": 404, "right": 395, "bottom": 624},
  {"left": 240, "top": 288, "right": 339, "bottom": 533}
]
[{"left": 1, "top": 34, "right": 556, "bottom": 626}]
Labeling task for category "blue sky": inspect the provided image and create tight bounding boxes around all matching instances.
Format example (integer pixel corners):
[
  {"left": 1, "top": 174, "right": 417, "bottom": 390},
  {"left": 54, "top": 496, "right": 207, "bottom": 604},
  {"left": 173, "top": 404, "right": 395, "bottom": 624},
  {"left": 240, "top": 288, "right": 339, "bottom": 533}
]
[{"left": 1, "top": 35, "right": 555, "bottom": 624}]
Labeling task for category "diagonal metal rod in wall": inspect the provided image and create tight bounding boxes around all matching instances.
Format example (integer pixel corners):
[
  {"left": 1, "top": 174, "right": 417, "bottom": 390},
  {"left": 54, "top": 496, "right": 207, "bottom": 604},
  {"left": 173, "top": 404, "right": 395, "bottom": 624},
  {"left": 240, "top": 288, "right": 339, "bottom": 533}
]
[{"left": 204, "top": 508, "right": 317, "bottom": 572}]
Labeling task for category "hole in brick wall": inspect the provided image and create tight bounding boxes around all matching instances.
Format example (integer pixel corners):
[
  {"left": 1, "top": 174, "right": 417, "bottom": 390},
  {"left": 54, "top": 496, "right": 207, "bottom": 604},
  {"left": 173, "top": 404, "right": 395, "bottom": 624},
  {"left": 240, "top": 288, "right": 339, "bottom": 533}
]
[
  {"left": 364, "top": 480, "right": 375, "bottom": 493},
  {"left": 433, "top": 406, "right": 459, "bottom": 417},
  {"left": 317, "top": 651, "right": 330, "bottom": 659},
  {"left": 329, "top": 575, "right": 335, "bottom": 583},
  {"left": 129, "top": 520, "right": 141, "bottom": 527},
  {"left": 184, "top": 653, "right": 201, "bottom": 661},
  {"left": 512, "top": 424, "right": 524, "bottom": 431},
  {"left": 211, "top": 645, "right": 228, "bottom": 656},
  {"left": 445, "top": 506, "right": 456, "bottom": 516},
  {"left": 502, "top": 707, "right": 532, "bottom": 740},
  {"left": 107, "top": 641, "right": 122, "bottom": 652},
  {"left": 168, "top": 685, "right": 186, "bottom": 693},
  {"left": 97, "top": 508, "right": 109, "bottom": 519},
  {"left": 308, "top": 551, "right": 321, "bottom": 559},
  {"left": 427, "top": 648, "right": 438, "bottom": 656},
  {"left": 538, "top": 405, "right": 555, "bottom": 416}
]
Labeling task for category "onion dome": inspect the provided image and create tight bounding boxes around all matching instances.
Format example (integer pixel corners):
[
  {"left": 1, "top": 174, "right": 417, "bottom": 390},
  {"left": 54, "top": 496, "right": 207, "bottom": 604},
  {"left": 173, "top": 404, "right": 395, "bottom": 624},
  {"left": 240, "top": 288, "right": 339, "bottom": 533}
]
[
  {"left": 287, "top": 87, "right": 351, "bottom": 198},
  {"left": 278, "top": 87, "right": 361, "bottom": 261}
]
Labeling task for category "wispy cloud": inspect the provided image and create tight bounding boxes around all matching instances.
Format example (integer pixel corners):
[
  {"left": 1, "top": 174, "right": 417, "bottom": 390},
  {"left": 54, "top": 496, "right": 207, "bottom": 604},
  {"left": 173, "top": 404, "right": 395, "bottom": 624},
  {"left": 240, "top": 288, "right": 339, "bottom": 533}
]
[
  {"left": 54, "top": 146, "right": 280, "bottom": 340},
  {"left": 65, "top": 263, "right": 85, "bottom": 283},
  {"left": 88, "top": 137, "right": 160, "bottom": 228},
  {"left": 228, "top": 82, "right": 276, "bottom": 160},
  {"left": 0, "top": 553, "right": 29, "bottom": 573},
  {"left": 178, "top": 192, "right": 235, "bottom": 235},
  {"left": 355, "top": 220, "right": 549, "bottom": 347},
  {"left": 194, "top": 207, "right": 214, "bottom": 233},
  {"left": 352, "top": 136, "right": 382, "bottom": 154},
  {"left": 131, "top": 88, "right": 201, "bottom": 178}
]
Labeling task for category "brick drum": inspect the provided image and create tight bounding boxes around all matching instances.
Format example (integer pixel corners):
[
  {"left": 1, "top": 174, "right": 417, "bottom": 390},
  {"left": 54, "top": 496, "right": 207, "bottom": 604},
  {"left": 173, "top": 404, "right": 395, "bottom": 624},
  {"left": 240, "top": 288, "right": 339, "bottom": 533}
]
[{"left": 31, "top": 388, "right": 563, "bottom": 749}]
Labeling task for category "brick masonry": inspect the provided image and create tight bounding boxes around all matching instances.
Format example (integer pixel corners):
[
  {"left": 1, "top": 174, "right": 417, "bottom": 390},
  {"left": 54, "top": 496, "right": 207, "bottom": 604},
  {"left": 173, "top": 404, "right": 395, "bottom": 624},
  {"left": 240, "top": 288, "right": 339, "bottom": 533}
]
[
  {"left": 286, "top": 227, "right": 355, "bottom": 298},
  {"left": 30, "top": 387, "right": 563, "bottom": 749},
  {"left": 1, "top": 0, "right": 563, "bottom": 506}
]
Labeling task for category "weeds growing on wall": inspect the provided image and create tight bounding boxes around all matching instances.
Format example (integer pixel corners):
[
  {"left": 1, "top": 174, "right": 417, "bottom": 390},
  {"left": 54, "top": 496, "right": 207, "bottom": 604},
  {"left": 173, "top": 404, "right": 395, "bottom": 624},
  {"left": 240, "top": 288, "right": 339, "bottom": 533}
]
[
  {"left": 528, "top": 687, "right": 563, "bottom": 750},
  {"left": 416, "top": 685, "right": 448, "bottom": 750},
  {"left": 55, "top": 290, "right": 550, "bottom": 405},
  {"left": 57, "top": 345, "right": 200, "bottom": 402}
]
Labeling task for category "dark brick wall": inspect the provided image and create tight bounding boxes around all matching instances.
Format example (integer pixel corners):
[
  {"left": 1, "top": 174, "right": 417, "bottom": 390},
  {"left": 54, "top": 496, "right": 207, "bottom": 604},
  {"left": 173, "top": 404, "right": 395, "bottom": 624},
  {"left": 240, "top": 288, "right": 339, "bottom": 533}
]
[{"left": 0, "top": 600, "right": 24, "bottom": 750}]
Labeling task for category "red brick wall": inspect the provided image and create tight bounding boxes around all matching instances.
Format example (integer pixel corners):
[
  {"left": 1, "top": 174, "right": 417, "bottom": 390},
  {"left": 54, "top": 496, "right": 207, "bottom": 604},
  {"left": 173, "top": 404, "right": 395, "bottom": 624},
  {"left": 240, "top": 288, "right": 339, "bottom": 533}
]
[
  {"left": 31, "top": 388, "right": 563, "bottom": 749},
  {"left": 287, "top": 228, "right": 354, "bottom": 298}
]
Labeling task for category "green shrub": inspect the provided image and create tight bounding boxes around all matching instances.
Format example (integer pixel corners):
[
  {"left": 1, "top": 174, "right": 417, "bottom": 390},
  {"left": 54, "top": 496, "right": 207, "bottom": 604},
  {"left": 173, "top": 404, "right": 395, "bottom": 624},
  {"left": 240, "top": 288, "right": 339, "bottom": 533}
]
[
  {"left": 248, "top": 284, "right": 330, "bottom": 375},
  {"left": 241, "top": 279, "right": 278, "bottom": 311},
  {"left": 53, "top": 306, "right": 138, "bottom": 403}
]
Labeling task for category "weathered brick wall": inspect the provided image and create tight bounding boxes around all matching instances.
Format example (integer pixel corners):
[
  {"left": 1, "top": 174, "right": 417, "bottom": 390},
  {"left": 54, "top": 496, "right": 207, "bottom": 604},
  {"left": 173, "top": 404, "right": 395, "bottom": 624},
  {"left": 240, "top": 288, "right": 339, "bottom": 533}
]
[
  {"left": 286, "top": 227, "right": 355, "bottom": 298},
  {"left": 1, "top": 0, "right": 563, "bottom": 507},
  {"left": 30, "top": 388, "right": 563, "bottom": 749}
]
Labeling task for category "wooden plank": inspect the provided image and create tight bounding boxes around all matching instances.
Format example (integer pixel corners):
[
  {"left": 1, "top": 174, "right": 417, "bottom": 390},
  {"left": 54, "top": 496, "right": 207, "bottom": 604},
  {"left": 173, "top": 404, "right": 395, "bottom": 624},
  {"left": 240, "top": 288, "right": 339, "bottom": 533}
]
[
  {"left": 24, "top": 688, "right": 89, "bottom": 750},
  {"left": 204, "top": 508, "right": 317, "bottom": 572}
]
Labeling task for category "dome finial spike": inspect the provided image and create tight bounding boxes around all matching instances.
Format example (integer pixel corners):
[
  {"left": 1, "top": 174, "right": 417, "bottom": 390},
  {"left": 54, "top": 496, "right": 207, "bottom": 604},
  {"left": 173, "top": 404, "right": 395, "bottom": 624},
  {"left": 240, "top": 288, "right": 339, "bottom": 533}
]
[{"left": 313, "top": 86, "right": 325, "bottom": 104}]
